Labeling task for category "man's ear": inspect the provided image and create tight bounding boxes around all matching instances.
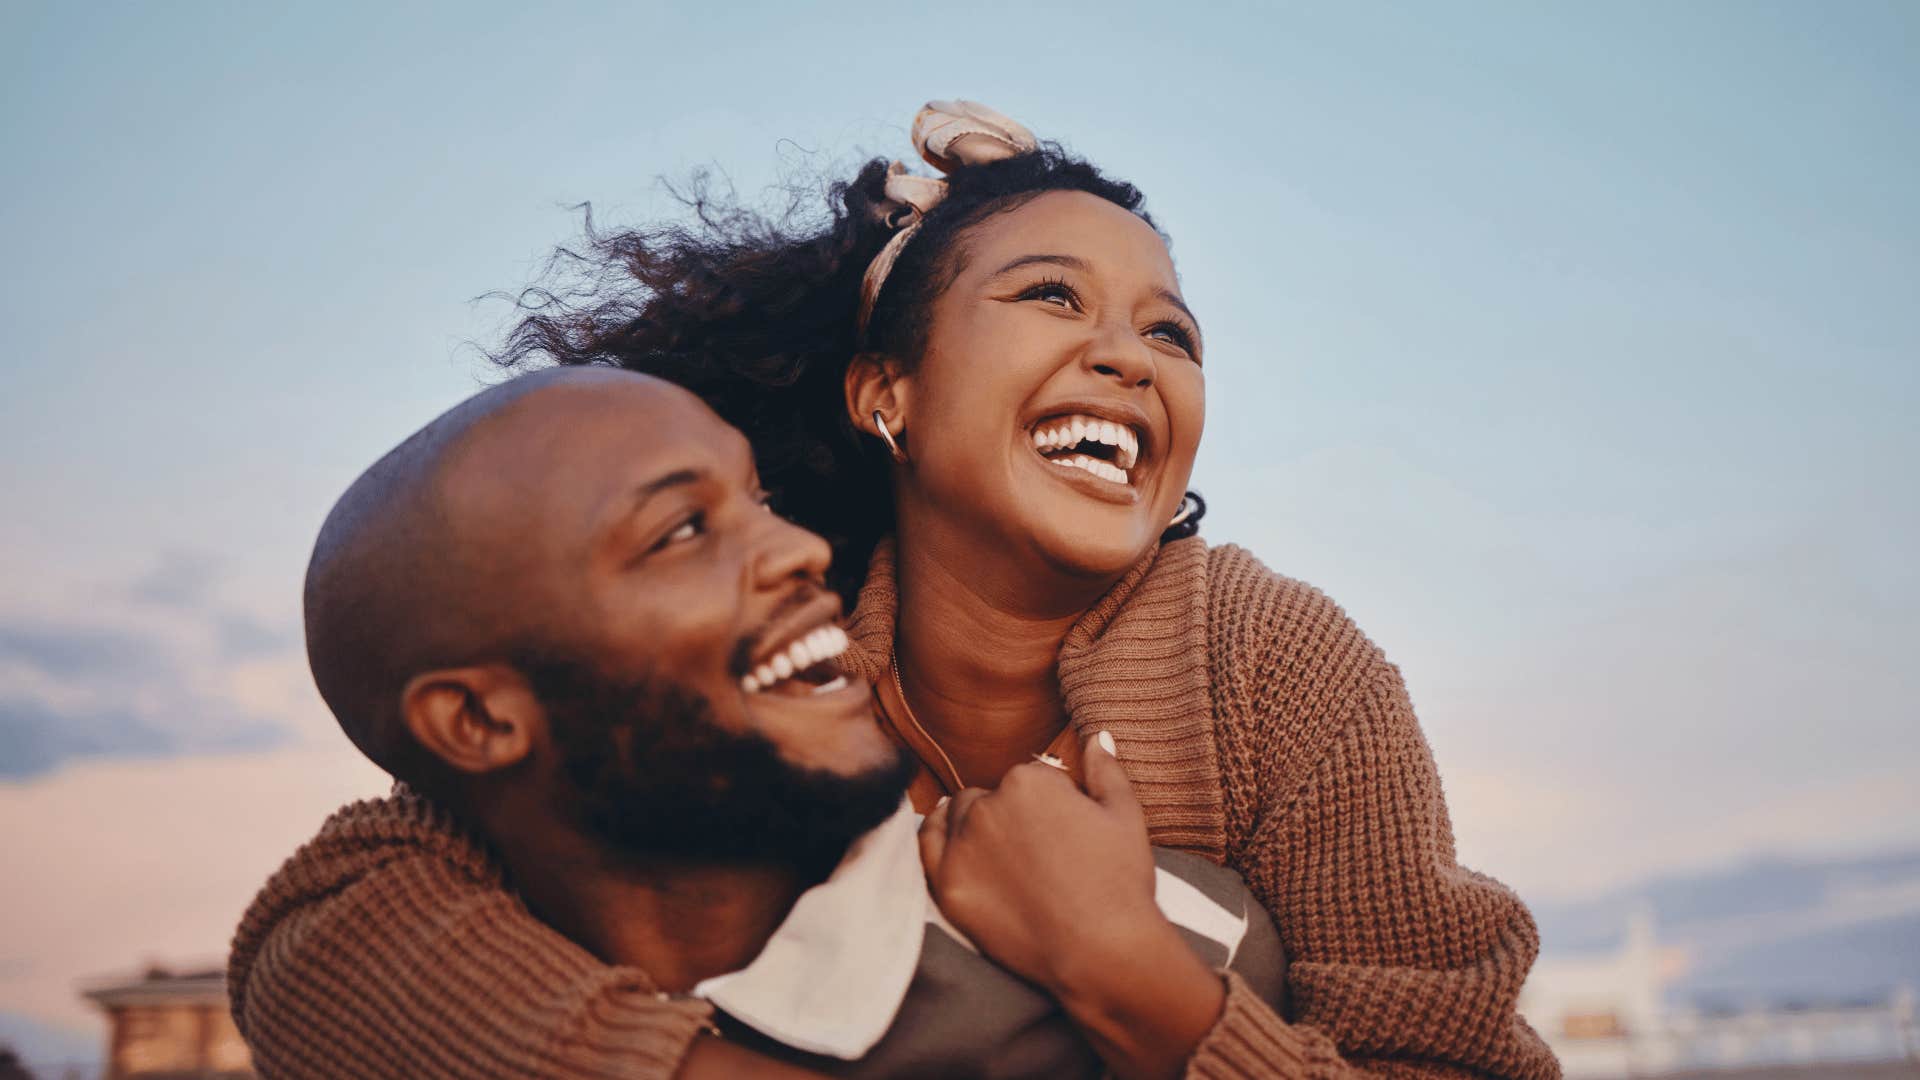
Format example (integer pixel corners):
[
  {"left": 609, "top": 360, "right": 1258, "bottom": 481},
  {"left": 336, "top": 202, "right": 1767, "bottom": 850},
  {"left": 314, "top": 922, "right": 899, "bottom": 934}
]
[
  {"left": 844, "top": 352, "right": 911, "bottom": 442},
  {"left": 401, "top": 664, "right": 540, "bottom": 775}
]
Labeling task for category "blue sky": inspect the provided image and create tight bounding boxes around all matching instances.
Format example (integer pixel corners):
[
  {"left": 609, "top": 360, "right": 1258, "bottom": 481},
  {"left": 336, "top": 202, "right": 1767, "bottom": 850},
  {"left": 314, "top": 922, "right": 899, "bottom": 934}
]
[{"left": 2, "top": 0, "right": 1916, "bottom": 1052}]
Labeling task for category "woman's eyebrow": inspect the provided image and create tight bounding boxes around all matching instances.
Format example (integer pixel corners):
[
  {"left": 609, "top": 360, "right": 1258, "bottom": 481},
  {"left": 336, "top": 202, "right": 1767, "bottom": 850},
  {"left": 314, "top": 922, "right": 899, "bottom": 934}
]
[
  {"left": 992, "top": 252, "right": 1090, "bottom": 277},
  {"left": 993, "top": 252, "right": 1199, "bottom": 328},
  {"left": 1157, "top": 288, "right": 1199, "bottom": 327}
]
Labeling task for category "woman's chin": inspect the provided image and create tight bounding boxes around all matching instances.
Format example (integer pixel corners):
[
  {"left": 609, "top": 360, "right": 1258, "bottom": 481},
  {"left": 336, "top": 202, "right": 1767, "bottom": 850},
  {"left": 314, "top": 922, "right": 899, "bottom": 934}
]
[{"left": 1024, "top": 518, "right": 1158, "bottom": 583}]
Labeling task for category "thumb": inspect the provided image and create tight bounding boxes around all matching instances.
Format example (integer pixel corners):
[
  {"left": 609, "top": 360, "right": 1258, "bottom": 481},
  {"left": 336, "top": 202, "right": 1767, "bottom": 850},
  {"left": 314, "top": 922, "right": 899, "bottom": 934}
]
[
  {"left": 1082, "top": 731, "right": 1143, "bottom": 825},
  {"left": 918, "top": 796, "right": 951, "bottom": 877}
]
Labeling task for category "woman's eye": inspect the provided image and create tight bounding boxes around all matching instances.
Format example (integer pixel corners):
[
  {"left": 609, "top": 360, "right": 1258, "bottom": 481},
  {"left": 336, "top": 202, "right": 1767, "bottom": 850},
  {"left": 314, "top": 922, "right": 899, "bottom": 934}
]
[
  {"left": 1019, "top": 280, "right": 1079, "bottom": 309},
  {"left": 1147, "top": 322, "right": 1198, "bottom": 355}
]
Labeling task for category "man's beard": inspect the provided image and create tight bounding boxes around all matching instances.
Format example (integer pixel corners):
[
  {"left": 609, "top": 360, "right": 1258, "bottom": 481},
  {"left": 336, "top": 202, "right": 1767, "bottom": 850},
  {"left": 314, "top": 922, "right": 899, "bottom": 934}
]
[{"left": 524, "top": 656, "right": 914, "bottom": 877}]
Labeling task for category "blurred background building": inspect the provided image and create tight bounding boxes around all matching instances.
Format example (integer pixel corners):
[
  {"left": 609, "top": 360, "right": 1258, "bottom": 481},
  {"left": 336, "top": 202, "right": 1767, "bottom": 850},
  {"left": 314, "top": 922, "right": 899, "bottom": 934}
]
[{"left": 77, "top": 969, "right": 249, "bottom": 1080}]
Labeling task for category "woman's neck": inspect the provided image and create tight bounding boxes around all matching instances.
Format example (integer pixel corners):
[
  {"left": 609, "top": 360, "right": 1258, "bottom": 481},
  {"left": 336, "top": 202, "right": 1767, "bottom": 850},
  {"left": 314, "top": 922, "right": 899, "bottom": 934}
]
[{"left": 890, "top": 524, "right": 1117, "bottom": 786}]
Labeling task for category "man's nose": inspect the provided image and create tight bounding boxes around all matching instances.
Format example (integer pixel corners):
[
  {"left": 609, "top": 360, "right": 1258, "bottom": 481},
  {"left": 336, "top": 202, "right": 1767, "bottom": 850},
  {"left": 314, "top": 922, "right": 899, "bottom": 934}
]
[{"left": 750, "top": 507, "right": 833, "bottom": 589}]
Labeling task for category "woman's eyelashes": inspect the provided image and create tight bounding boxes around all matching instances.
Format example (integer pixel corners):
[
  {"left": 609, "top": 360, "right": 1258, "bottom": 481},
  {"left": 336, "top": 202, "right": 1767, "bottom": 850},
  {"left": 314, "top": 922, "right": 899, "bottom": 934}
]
[
  {"left": 1013, "top": 277, "right": 1200, "bottom": 359},
  {"left": 1147, "top": 319, "right": 1200, "bottom": 358},
  {"left": 1017, "top": 277, "right": 1080, "bottom": 309}
]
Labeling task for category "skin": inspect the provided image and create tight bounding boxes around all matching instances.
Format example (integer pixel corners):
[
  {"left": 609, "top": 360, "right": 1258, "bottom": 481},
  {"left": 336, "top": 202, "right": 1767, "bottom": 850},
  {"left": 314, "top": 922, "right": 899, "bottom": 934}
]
[
  {"left": 394, "top": 369, "right": 891, "bottom": 1078},
  {"left": 846, "top": 191, "right": 1224, "bottom": 1080}
]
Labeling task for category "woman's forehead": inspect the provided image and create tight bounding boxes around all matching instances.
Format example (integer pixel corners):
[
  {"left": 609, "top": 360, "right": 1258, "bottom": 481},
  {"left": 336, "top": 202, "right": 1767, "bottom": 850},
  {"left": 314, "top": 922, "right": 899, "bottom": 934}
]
[{"left": 960, "top": 190, "right": 1176, "bottom": 285}]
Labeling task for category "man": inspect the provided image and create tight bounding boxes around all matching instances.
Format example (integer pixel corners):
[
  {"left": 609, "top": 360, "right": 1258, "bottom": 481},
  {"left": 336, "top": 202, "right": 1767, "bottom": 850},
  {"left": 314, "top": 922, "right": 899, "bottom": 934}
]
[{"left": 230, "top": 367, "right": 1282, "bottom": 1078}]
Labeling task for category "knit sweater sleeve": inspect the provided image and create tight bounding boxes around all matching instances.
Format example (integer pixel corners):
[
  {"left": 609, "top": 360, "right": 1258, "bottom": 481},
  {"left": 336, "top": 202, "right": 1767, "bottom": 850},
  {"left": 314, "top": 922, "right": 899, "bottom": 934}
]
[
  {"left": 228, "top": 792, "right": 715, "bottom": 1079},
  {"left": 1186, "top": 547, "right": 1558, "bottom": 1080}
]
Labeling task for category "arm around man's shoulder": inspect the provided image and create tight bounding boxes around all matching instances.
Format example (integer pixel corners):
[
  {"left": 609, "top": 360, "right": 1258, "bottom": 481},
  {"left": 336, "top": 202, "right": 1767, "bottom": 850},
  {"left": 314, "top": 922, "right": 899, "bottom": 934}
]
[{"left": 229, "top": 790, "right": 715, "bottom": 1080}]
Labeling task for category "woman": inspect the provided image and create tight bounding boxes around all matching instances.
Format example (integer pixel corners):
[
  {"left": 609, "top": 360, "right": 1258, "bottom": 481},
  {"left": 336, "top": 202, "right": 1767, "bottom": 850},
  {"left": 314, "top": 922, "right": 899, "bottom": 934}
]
[{"left": 234, "top": 102, "right": 1557, "bottom": 1079}]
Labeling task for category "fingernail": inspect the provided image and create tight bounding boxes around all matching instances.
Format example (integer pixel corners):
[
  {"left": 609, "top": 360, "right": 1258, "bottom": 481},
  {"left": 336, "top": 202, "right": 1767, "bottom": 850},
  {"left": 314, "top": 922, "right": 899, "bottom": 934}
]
[
  {"left": 935, "top": 795, "right": 950, "bottom": 809},
  {"left": 1097, "top": 730, "right": 1117, "bottom": 756}
]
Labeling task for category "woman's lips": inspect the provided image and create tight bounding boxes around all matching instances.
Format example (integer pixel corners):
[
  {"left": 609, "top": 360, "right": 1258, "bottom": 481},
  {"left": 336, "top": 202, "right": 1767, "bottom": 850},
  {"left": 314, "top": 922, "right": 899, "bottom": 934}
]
[
  {"left": 1025, "top": 438, "right": 1142, "bottom": 504},
  {"left": 1028, "top": 412, "right": 1147, "bottom": 489}
]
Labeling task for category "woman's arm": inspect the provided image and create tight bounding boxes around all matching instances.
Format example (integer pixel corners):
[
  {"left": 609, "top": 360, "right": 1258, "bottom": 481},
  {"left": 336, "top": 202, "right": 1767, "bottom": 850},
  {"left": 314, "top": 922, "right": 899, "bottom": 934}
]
[
  {"left": 1186, "top": 654, "right": 1558, "bottom": 1080},
  {"left": 917, "top": 673, "right": 1558, "bottom": 1080},
  {"left": 229, "top": 794, "right": 826, "bottom": 1079}
]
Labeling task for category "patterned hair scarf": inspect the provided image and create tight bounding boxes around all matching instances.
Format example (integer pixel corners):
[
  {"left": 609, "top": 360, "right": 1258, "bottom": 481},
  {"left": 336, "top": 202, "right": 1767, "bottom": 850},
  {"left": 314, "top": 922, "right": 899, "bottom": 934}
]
[{"left": 856, "top": 100, "right": 1039, "bottom": 340}]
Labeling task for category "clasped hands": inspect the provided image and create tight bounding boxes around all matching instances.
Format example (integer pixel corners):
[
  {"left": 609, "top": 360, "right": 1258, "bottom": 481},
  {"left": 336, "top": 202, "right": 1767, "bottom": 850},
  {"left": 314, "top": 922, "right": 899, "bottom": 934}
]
[{"left": 918, "top": 733, "right": 1228, "bottom": 1080}]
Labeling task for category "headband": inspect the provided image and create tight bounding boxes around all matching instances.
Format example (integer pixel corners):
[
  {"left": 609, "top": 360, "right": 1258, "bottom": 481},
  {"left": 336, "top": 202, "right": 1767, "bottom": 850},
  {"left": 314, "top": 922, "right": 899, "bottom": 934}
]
[{"left": 856, "top": 100, "right": 1039, "bottom": 340}]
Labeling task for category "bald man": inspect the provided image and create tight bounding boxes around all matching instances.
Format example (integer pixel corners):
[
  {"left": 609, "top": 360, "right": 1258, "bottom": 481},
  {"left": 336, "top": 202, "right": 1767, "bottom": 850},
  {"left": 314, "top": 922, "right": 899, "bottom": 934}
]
[{"left": 230, "top": 368, "right": 1283, "bottom": 1079}]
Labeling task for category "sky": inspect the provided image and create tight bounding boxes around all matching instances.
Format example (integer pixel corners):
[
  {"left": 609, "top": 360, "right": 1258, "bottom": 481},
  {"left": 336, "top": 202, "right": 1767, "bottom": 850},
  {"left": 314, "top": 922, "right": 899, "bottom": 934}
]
[{"left": 2, "top": 0, "right": 1917, "bottom": 1056}]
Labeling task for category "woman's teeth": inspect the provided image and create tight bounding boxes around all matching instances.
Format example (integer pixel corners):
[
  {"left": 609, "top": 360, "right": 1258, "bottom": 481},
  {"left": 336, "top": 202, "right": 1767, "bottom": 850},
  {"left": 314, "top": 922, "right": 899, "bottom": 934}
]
[
  {"left": 1051, "top": 453, "right": 1129, "bottom": 485},
  {"left": 1030, "top": 416, "right": 1139, "bottom": 470},
  {"left": 740, "top": 624, "right": 851, "bottom": 694}
]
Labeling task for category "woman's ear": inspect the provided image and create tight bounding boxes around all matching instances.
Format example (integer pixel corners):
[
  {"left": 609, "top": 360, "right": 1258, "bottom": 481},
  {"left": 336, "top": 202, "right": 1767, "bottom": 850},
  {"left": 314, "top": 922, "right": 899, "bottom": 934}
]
[
  {"left": 844, "top": 352, "right": 911, "bottom": 440},
  {"left": 401, "top": 664, "right": 540, "bottom": 776}
]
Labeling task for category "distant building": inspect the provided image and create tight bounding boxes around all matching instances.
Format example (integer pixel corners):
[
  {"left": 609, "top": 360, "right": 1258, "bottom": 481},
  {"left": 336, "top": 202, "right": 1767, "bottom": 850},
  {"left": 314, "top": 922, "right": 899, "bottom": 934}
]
[
  {"left": 80, "top": 967, "right": 251, "bottom": 1079},
  {"left": 1521, "top": 908, "right": 1919, "bottom": 1077}
]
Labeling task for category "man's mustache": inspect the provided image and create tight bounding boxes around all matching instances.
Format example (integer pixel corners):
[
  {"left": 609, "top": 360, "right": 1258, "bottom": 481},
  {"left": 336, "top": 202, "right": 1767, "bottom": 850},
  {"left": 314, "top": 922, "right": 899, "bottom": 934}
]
[{"left": 726, "top": 583, "right": 831, "bottom": 679}]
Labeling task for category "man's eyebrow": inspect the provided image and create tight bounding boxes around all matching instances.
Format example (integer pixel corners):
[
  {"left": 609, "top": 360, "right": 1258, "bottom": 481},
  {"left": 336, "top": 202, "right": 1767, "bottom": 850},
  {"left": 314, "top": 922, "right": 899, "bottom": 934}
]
[
  {"left": 638, "top": 468, "right": 702, "bottom": 500},
  {"left": 595, "top": 467, "right": 706, "bottom": 549},
  {"left": 605, "top": 467, "right": 704, "bottom": 526}
]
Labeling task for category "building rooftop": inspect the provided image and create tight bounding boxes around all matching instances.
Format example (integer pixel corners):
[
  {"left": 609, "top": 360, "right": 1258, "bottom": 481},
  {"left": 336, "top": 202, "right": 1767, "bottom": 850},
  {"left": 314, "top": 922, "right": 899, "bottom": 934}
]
[{"left": 81, "top": 966, "right": 227, "bottom": 1011}]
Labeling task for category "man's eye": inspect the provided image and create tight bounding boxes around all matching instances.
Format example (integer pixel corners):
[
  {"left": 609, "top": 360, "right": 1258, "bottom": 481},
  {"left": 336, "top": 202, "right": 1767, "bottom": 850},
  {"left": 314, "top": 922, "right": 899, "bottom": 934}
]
[{"left": 652, "top": 513, "right": 705, "bottom": 552}]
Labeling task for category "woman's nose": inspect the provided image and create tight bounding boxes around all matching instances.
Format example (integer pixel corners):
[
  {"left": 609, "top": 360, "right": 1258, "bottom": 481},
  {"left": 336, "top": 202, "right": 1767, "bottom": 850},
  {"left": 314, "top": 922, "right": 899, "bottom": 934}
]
[{"left": 1082, "top": 321, "right": 1156, "bottom": 389}]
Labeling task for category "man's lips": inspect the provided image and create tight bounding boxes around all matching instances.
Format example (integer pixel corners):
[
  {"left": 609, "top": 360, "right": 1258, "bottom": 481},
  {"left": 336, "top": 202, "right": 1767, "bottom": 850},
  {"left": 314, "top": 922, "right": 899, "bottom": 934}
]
[{"left": 736, "top": 590, "right": 852, "bottom": 695}]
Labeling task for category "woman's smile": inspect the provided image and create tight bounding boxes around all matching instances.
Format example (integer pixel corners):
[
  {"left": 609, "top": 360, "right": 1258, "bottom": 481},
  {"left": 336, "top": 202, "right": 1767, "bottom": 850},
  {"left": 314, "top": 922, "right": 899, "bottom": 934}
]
[{"left": 1023, "top": 402, "right": 1154, "bottom": 504}]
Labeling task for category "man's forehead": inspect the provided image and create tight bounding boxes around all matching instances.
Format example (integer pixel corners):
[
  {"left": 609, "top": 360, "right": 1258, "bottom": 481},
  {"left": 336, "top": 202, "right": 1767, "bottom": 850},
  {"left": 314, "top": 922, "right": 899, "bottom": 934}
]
[
  {"left": 444, "top": 373, "right": 748, "bottom": 508},
  {"left": 499, "top": 374, "right": 732, "bottom": 452}
]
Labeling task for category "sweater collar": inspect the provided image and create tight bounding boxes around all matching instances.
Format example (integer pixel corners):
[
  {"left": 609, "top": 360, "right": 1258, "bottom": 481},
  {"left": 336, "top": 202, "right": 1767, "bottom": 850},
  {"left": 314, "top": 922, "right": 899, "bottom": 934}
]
[
  {"left": 692, "top": 798, "right": 927, "bottom": 1059},
  {"left": 841, "top": 537, "right": 1226, "bottom": 861}
]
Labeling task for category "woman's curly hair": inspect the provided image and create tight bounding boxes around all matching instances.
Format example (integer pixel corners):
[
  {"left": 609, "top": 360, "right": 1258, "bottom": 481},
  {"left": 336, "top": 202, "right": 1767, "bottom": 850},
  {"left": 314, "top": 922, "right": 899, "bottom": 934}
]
[{"left": 496, "top": 144, "right": 1203, "bottom": 602}]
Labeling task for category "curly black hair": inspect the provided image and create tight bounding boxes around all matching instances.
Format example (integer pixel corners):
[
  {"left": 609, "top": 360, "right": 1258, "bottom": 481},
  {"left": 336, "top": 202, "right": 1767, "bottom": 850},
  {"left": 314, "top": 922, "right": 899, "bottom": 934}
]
[{"left": 496, "top": 144, "right": 1204, "bottom": 602}]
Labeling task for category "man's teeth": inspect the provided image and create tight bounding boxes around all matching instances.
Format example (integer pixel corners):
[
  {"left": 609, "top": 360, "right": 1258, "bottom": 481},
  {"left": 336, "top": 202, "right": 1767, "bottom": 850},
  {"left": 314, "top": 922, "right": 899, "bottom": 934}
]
[
  {"left": 740, "top": 624, "right": 851, "bottom": 694},
  {"left": 1029, "top": 415, "right": 1139, "bottom": 470}
]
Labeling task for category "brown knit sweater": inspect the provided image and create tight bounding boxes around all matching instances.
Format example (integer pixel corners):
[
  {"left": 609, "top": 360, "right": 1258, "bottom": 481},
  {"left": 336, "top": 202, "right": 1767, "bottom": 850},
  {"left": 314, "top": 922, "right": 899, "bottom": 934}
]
[{"left": 229, "top": 537, "right": 1558, "bottom": 1079}]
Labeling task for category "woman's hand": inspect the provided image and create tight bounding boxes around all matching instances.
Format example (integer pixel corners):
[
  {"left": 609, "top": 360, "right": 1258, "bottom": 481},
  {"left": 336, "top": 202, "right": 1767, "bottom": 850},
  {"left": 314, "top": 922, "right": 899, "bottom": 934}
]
[{"left": 918, "top": 734, "right": 1226, "bottom": 1080}]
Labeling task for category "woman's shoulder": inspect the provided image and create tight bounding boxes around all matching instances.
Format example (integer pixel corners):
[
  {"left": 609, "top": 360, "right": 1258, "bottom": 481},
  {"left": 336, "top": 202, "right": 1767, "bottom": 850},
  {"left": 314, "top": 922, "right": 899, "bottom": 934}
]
[
  {"left": 1184, "top": 540, "right": 1408, "bottom": 840},
  {"left": 1193, "top": 541, "right": 1385, "bottom": 684}
]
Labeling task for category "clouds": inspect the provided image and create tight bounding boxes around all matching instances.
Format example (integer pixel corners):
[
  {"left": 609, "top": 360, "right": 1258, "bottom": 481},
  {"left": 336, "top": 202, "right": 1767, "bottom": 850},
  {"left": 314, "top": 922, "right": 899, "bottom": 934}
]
[
  {"left": 0, "top": 741, "right": 390, "bottom": 1039},
  {"left": 0, "top": 698, "right": 172, "bottom": 781},
  {"left": 0, "top": 553, "right": 387, "bottom": 1045},
  {"left": 0, "top": 553, "right": 303, "bottom": 780}
]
